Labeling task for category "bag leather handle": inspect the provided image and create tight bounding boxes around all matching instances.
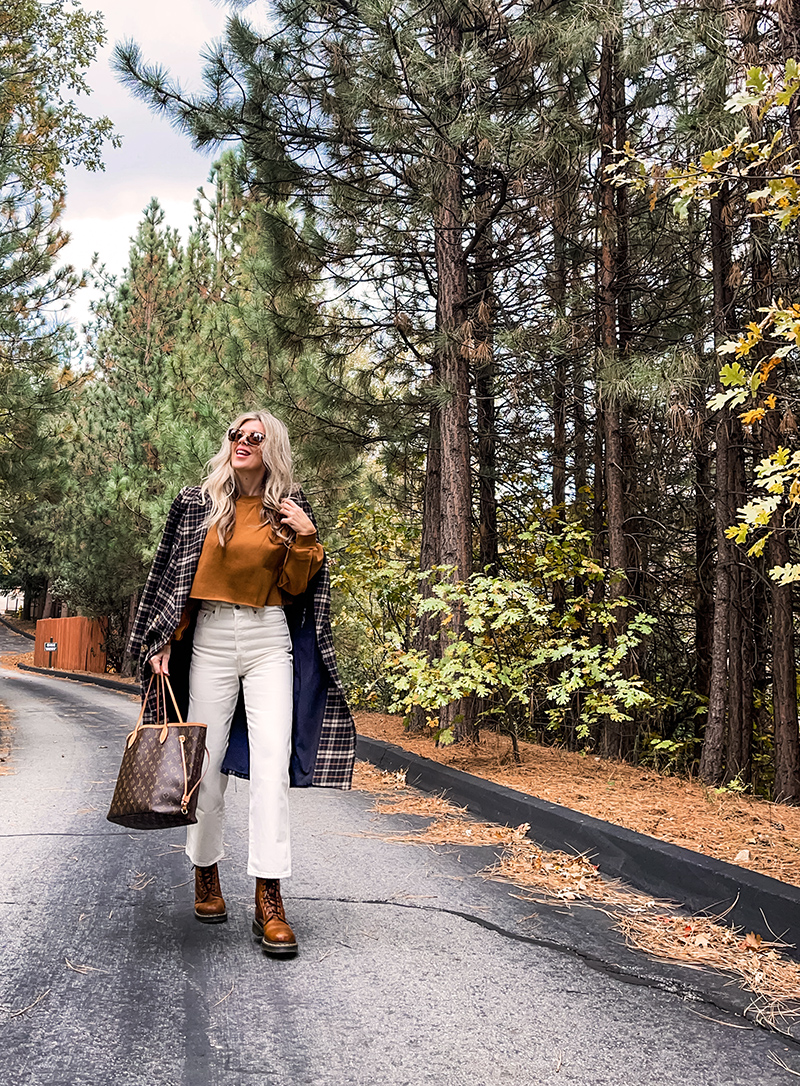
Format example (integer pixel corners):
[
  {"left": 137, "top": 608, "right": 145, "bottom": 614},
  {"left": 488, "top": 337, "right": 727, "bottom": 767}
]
[
  {"left": 160, "top": 674, "right": 185, "bottom": 726},
  {"left": 128, "top": 675, "right": 156, "bottom": 748},
  {"left": 127, "top": 673, "right": 191, "bottom": 747}
]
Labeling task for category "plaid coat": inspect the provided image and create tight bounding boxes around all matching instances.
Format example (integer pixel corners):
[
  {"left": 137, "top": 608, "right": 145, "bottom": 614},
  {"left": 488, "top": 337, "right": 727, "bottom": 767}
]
[{"left": 127, "top": 486, "right": 355, "bottom": 789}]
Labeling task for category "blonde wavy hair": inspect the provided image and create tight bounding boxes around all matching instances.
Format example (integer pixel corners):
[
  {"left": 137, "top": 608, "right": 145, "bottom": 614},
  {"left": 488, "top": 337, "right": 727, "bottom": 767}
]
[{"left": 201, "top": 410, "right": 296, "bottom": 546}]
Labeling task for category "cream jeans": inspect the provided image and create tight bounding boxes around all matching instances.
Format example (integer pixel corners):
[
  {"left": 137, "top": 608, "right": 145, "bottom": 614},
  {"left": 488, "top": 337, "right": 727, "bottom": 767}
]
[{"left": 184, "top": 601, "right": 293, "bottom": 878}]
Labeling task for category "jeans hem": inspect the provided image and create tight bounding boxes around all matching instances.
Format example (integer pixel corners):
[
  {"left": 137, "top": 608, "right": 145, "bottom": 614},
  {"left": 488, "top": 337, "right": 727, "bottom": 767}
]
[{"left": 187, "top": 852, "right": 225, "bottom": 868}]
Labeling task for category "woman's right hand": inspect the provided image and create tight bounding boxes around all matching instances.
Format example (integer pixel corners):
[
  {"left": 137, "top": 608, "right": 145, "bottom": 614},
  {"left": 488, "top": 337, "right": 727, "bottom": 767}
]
[{"left": 149, "top": 643, "right": 171, "bottom": 676}]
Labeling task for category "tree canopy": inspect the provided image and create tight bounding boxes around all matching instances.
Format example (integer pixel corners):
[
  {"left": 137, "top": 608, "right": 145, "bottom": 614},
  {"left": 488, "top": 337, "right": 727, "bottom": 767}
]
[{"left": 6, "top": 0, "right": 800, "bottom": 803}]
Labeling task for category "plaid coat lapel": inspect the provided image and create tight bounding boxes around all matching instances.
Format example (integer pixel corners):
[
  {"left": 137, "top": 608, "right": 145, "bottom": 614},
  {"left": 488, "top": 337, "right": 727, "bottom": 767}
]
[{"left": 128, "top": 486, "right": 355, "bottom": 790}]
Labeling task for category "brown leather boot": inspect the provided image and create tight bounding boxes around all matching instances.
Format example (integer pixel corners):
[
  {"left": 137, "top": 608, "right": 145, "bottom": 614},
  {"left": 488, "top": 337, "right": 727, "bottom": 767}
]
[
  {"left": 253, "top": 878, "right": 298, "bottom": 957},
  {"left": 194, "top": 863, "right": 227, "bottom": 924}
]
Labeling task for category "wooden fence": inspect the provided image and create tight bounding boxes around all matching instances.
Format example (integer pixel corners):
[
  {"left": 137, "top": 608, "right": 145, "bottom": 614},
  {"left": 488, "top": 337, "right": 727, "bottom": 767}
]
[{"left": 34, "top": 617, "right": 107, "bottom": 673}]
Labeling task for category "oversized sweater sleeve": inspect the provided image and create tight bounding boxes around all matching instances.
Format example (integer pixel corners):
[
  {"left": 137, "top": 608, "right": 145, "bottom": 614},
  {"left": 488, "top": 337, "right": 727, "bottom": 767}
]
[
  {"left": 278, "top": 533, "right": 325, "bottom": 596},
  {"left": 127, "top": 490, "right": 187, "bottom": 658}
]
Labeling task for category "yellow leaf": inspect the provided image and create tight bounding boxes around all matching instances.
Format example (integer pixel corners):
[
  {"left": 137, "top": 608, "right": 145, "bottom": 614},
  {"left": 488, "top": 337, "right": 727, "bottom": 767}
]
[
  {"left": 739, "top": 408, "right": 765, "bottom": 425},
  {"left": 759, "top": 356, "right": 782, "bottom": 381},
  {"left": 765, "top": 393, "right": 777, "bottom": 409}
]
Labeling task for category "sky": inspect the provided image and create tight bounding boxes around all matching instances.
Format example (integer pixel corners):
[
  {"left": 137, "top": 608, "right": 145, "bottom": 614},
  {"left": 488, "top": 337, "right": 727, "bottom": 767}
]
[{"left": 60, "top": 0, "right": 267, "bottom": 330}]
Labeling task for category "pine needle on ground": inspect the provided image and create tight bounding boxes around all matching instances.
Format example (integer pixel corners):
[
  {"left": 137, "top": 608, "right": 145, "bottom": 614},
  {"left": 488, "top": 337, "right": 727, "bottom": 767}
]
[
  {"left": 0, "top": 651, "right": 35, "bottom": 672},
  {"left": 354, "top": 713, "right": 800, "bottom": 886},
  {"left": 618, "top": 912, "right": 800, "bottom": 1027},
  {"left": 354, "top": 761, "right": 800, "bottom": 1028}
]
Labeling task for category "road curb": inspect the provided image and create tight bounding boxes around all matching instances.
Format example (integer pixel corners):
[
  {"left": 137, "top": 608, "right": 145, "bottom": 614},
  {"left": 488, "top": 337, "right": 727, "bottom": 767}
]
[
  {"left": 17, "top": 662, "right": 139, "bottom": 695},
  {"left": 357, "top": 735, "right": 800, "bottom": 962},
  {"left": 0, "top": 616, "right": 36, "bottom": 641}
]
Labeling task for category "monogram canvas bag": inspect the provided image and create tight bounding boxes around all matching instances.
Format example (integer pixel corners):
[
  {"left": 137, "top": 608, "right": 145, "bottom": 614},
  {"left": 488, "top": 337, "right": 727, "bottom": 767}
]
[{"left": 107, "top": 674, "right": 208, "bottom": 830}]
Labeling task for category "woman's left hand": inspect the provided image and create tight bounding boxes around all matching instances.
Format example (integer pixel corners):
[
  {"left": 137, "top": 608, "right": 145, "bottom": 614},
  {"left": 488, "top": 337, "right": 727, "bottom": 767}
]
[{"left": 279, "top": 498, "right": 316, "bottom": 536}]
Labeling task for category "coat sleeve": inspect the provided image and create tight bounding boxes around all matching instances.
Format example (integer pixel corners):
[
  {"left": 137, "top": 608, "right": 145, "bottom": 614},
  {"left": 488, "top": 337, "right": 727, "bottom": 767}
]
[{"left": 127, "top": 490, "right": 187, "bottom": 659}]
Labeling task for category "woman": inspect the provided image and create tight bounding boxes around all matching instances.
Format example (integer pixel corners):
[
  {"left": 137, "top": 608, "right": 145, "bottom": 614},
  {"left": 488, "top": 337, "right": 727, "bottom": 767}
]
[{"left": 127, "top": 411, "right": 356, "bottom": 958}]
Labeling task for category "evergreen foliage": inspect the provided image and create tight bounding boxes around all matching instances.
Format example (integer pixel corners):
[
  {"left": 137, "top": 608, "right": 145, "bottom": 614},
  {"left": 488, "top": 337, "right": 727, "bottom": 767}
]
[
  {"left": 4, "top": 0, "right": 800, "bottom": 800},
  {"left": 0, "top": 0, "right": 116, "bottom": 587}
]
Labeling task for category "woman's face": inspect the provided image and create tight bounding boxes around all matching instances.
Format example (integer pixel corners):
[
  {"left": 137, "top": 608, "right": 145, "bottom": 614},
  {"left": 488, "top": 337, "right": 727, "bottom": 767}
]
[{"left": 229, "top": 418, "right": 266, "bottom": 475}]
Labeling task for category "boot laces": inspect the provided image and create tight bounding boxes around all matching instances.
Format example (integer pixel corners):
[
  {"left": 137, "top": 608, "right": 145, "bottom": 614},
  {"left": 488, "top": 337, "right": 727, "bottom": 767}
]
[
  {"left": 197, "top": 865, "right": 219, "bottom": 896},
  {"left": 260, "top": 880, "right": 286, "bottom": 920}
]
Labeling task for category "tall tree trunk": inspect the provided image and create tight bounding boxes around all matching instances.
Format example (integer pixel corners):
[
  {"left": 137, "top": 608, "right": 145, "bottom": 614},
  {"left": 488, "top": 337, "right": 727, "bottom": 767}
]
[
  {"left": 410, "top": 379, "right": 442, "bottom": 734},
  {"left": 598, "top": 30, "right": 635, "bottom": 757},
  {"left": 599, "top": 30, "right": 625, "bottom": 616},
  {"left": 433, "top": 7, "right": 472, "bottom": 741},
  {"left": 474, "top": 168, "right": 498, "bottom": 575},
  {"left": 409, "top": 331, "right": 443, "bottom": 733},
  {"left": 688, "top": 203, "right": 715, "bottom": 702},
  {"left": 700, "top": 410, "right": 732, "bottom": 783},
  {"left": 574, "top": 361, "right": 588, "bottom": 517},
  {"left": 694, "top": 398, "right": 715, "bottom": 700},
  {"left": 778, "top": 0, "right": 800, "bottom": 147},
  {"left": 725, "top": 419, "right": 752, "bottom": 782},
  {"left": 700, "top": 186, "right": 736, "bottom": 784},
  {"left": 550, "top": 139, "right": 571, "bottom": 613},
  {"left": 41, "top": 581, "right": 54, "bottom": 621}
]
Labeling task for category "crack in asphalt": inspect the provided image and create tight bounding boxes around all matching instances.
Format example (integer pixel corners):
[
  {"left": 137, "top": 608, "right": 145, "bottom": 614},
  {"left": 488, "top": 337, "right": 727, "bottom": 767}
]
[{"left": 293, "top": 894, "right": 800, "bottom": 1048}]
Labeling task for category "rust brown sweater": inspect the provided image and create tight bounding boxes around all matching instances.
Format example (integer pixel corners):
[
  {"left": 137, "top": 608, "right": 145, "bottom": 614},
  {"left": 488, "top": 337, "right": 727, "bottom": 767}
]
[{"left": 189, "top": 496, "right": 324, "bottom": 607}]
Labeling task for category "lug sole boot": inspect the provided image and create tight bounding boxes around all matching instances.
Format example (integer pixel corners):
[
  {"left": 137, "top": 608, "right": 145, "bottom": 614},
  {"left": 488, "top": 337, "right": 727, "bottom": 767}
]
[
  {"left": 194, "top": 863, "right": 228, "bottom": 924},
  {"left": 253, "top": 877, "right": 298, "bottom": 957}
]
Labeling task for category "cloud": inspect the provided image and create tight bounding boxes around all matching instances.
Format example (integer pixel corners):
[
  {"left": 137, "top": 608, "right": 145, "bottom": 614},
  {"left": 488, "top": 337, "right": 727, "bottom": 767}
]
[
  {"left": 62, "top": 198, "right": 202, "bottom": 332},
  {"left": 60, "top": 0, "right": 272, "bottom": 329}
]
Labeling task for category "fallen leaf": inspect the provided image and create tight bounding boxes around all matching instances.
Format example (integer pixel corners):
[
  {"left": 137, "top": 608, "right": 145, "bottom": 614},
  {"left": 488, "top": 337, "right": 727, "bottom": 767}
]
[{"left": 734, "top": 849, "right": 751, "bottom": 862}]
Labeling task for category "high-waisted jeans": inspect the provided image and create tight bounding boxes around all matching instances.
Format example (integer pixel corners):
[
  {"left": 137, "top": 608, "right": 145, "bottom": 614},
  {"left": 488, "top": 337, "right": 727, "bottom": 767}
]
[{"left": 184, "top": 601, "right": 293, "bottom": 878}]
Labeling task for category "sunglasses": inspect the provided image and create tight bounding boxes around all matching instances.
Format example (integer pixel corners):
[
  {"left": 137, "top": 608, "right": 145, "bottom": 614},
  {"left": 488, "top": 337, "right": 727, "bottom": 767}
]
[{"left": 228, "top": 428, "right": 266, "bottom": 447}]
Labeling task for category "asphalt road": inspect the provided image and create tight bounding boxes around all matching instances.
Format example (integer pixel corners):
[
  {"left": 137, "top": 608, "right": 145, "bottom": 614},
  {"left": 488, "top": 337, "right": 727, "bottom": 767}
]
[{"left": 1, "top": 622, "right": 799, "bottom": 1086}]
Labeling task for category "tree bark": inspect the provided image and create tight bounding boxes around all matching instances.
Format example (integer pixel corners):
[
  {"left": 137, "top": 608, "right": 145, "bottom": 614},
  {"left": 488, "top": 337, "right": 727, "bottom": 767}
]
[
  {"left": 694, "top": 400, "right": 715, "bottom": 700},
  {"left": 777, "top": 0, "right": 800, "bottom": 147},
  {"left": 550, "top": 139, "right": 571, "bottom": 613},
  {"left": 473, "top": 167, "right": 498, "bottom": 575},
  {"left": 410, "top": 385, "right": 442, "bottom": 734},
  {"left": 700, "top": 409, "right": 732, "bottom": 784},
  {"left": 433, "top": 7, "right": 472, "bottom": 741},
  {"left": 725, "top": 418, "right": 752, "bottom": 783},
  {"left": 700, "top": 186, "right": 736, "bottom": 785},
  {"left": 599, "top": 31, "right": 626, "bottom": 622},
  {"left": 598, "top": 30, "right": 636, "bottom": 757}
]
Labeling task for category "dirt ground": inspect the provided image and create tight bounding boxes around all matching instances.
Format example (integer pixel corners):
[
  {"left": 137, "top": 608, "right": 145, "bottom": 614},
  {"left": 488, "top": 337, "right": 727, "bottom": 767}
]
[{"left": 353, "top": 712, "right": 800, "bottom": 888}]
